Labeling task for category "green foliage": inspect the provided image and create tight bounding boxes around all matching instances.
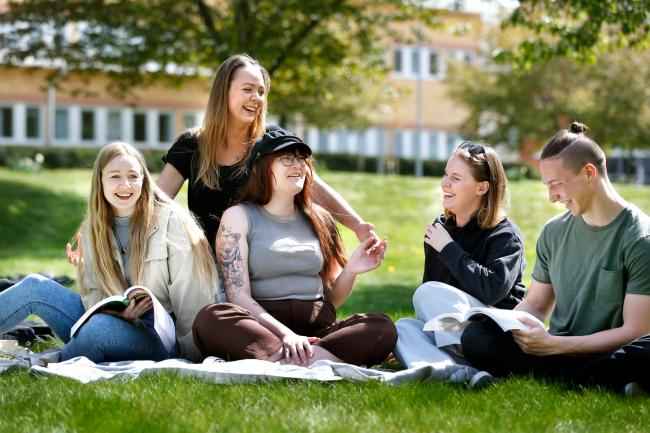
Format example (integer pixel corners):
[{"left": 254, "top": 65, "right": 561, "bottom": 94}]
[
  {"left": 445, "top": 47, "right": 650, "bottom": 150},
  {"left": 501, "top": 0, "right": 650, "bottom": 66},
  {"left": 0, "top": 0, "right": 441, "bottom": 129}
]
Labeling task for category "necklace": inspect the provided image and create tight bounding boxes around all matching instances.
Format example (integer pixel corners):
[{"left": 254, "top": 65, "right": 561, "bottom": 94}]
[{"left": 112, "top": 226, "right": 128, "bottom": 256}]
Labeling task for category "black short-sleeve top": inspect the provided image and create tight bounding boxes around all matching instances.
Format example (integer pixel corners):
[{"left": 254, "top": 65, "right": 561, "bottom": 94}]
[{"left": 162, "top": 131, "right": 249, "bottom": 247}]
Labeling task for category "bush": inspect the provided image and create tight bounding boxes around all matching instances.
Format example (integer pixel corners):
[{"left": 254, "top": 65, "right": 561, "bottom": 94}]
[
  {"left": 0, "top": 145, "right": 167, "bottom": 171},
  {"left": 314, "top": 152, "right": 535, "bottom": 179},
  {"left": 0, "top": 146, "right": 536, "bottom": 179}
]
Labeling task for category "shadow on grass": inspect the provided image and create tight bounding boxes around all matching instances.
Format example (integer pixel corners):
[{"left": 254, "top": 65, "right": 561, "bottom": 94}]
[
  {"left": 0, "top": 178, "right": 86, "bottom": 260},
  {"left": 337, "top": 282, "right": 417, "bottom": 319}
]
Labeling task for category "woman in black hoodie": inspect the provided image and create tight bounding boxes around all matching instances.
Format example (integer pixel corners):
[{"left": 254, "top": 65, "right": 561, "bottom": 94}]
[{"left": 395, "top": 141, "right": 525, "bottom": 372}]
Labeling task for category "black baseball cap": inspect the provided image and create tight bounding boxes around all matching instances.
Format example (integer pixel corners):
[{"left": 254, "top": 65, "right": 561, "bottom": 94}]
[{"left": 247, "top": 126, "right": 312, "bottom": 171}]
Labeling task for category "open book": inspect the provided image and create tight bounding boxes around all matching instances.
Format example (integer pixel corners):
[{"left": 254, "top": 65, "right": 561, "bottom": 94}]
[
  {"left": 423, "top": 307, "right": 546, "bottom": 347},
  {"left": 70, "top": 286, "right": 176, "bottom": 353}
]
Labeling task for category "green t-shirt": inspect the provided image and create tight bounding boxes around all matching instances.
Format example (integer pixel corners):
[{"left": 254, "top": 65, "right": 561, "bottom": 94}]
[{"left": 532, "top": 205, "right": 650, "bottom": 336}]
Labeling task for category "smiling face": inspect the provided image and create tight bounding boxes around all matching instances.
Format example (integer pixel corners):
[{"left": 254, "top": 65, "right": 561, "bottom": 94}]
[
  {"left": 441, "top": 153, "right": 489, "bottom": 219},
  {"left": 540, "top": 157, "right": 593, "bottom": 216},
  {"left": 269, "top": 149, "right": 309, "bottom": 196},
  {"left": 227, "top": 63, "right": 267, "bottom": 127},
  {"left": 101, "top": 154, "right": 144, "bottom": 217}
]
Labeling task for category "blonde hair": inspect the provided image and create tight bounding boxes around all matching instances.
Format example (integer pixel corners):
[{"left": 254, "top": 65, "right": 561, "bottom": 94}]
[
  {"left": 444, "top": 144, "right": 509, "bottom": 229},
  {"left": 78, "top": 141, "right": 217, "bottom": 299},
  {"left": 197, "top": 53, "right": 271, "bottom": 189}
]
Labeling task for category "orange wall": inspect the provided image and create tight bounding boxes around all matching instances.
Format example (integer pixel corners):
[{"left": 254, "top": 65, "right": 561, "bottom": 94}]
[{"left": 0, "top": 66, "right": 210, "bottom": 110}]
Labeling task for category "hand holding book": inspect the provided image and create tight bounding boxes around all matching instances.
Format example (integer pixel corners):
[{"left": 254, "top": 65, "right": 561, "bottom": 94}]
[
  {"left": 70, "top": 286, "right": 176, "bottom": 353},
  {"left": 422, "top": 306, "right": 547, "bottom": 347},
  {"left": 511, "top": 316, "right": 559, "bottom": 356},
  {"left": 103, "top": 290, "right": 153, "bottom": 322}
]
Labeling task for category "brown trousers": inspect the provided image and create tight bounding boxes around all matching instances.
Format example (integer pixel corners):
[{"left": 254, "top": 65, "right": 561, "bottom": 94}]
[{"left": 193, "top": 299, "right": 397, "bottom": 366}]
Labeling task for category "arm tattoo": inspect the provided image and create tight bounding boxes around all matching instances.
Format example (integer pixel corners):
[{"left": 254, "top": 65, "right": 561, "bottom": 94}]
[{"left": 216, "top": 225, "right": 245, "bottom": 299}]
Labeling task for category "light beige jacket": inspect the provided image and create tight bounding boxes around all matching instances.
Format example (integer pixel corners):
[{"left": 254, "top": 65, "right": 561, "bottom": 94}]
[{"left": 80, "top": 205, "right": 221, "bottom": 361}]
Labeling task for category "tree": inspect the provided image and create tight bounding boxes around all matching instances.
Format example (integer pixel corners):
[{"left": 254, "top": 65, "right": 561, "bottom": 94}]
[
  {"left": 499, "top": 0, "right": 649, "bottom": 67},
  {"left": 445, "top": 47, "right": 650, "bottom": 152},
  {"left": 0, "top": 0, "right": 441, "bottom": 129}
]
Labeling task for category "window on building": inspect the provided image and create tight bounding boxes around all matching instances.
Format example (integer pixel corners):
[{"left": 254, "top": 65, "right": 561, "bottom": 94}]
[
  {"left": 393, "top": 130, "right": 403, "bottom": 157},
  {"left": 446, "top": 133, "right": 458, "bottom": 158},
  {"left": 429, "top": 132, "right": 440, "bottom": 159},
  {"left": 54, "top": 108, "right": 69, "bottom": 140},
  {"left": 337, "top": 129, "right": 347, "bottom": 153},
  {"left": 356, "top": 131, "right": 366, "bottom": 155},
  {"left": 158, "top": 113, "right": 172, "bottom": 143},
  {"left": 26, "top": 107, "right": 41, "bottom": 139},
  {"left": 429, "top": 51, "right": 439, "bottom": 76},
  {"left": 133, "top": 112, "right": 146, "bottom": 142},
  {"left": 394, "top": 48, "right": 402, "bottom": 73},
  {"left": 81, "top": 110, "right": 95, "bottom": 140},
  {"left": 0, "top": 107, "right": 13, "bottom": 138},
  {"left": 183, "top": 113, "right": 196, "bottom": 129},
  {"left": 107, "top": 111, "right": 122, "bottom": 141},
  {"left": 318, "top": 131, "right": 329, "bottom": 153},
  {"left": 411, "top": 49, "right": 420, "bottom": 75},
  {"left": 463, "top": 52, "right": 474, "bottom": 64}
]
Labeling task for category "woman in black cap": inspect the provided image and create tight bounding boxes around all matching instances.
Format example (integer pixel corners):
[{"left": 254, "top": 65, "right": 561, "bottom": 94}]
[{"left": 192, "top": 129, "right": 397, "bottom": 366}]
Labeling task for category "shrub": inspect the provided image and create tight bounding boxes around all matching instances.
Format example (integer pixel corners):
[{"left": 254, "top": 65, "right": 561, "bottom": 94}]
[
  {"left": 0, "top": 146, "right": 536, "bottom": 179},
  {"left": 0, "top": 145, "right": 167, "bottom": 171}
]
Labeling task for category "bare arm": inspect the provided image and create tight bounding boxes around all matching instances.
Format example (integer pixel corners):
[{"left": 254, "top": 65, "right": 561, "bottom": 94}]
[
  {"left": 513, "top": 279, "right": 650, "bottom": 356},
  {"left": 312, "top": 173, "right": 377, "bottom": 242},
  {"left": 514, "top": 279, "right": 555, "bottom": 321},
  {"left": 326, "top": 237, "right": 387, "bottom": 308},
  {"left": 157, "top": 163, "right": 186, "bottom": 199},
  {"left": 216, "top": 207, "right": 315, "bottom": 363}
]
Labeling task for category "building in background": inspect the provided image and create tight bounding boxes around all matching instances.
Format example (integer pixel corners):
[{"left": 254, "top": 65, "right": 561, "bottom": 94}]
[
  {"left": 304, "top": 11, "right": 482, "bottom": 171},
  {"left": 0, "top": 9, "right": 481, "bottom": 168},
  {"left": 0, "top": 65, "right": 209, "bottom": 149}
]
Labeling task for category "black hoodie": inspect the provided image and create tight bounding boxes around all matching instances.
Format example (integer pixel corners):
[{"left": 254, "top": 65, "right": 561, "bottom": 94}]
[{"left": 422, "top": 215, "right": 526, "bottom": 309}]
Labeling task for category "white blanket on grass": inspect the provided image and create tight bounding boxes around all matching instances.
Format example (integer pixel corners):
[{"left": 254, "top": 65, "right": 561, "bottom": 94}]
[{"left": 23, "top": 356, "right": 478, "bottom": 386}]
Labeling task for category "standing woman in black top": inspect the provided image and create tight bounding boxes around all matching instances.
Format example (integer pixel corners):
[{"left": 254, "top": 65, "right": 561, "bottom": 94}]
[
  {"left": 157, "top": 54, "right": 376, "bottom": 247},
  {"left": 394, "top": 142, "right": 526, "bottom": 371}
]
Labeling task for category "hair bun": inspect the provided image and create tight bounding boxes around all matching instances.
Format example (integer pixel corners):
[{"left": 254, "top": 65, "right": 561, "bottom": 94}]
[{"left": 569, "top": 122, "right": 588, "bottom": 134}]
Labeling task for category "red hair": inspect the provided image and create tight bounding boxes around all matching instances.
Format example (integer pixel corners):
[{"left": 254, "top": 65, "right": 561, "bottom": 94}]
[{"left": 239, "top": 151, "right": 347, "bottom": 288}]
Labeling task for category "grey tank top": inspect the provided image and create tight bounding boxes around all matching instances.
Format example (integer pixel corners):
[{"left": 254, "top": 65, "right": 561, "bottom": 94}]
[{"left": 241, "top": 203, "right": 324, "bottom": 301}]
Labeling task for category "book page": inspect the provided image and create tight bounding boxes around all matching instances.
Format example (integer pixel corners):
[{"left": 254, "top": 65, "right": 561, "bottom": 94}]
[
  {"left": 69, "top": 295, "right": 129, "bottom": 338},
  {"left": 422, "top": 307, "right": 547, "bottom": 347},
  {"left": 70, "top": 287, "right": 176, "bottom": 354},
  {"left": 423, "top": 312, "right": 466, "bottom": 332},
  {"left": 466, "top": 307, "right": 545, "bottom": 332}
]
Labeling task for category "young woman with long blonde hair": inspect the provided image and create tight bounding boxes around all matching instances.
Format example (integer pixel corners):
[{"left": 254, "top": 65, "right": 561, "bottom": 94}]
[{"left": 3, "top": 142, "right": 219, "bottom": 362}]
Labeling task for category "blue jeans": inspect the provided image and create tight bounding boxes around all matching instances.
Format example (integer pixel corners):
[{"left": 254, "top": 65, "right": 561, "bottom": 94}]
[{"left": 0, "top": 273, "right": 175, "bottom": 362}]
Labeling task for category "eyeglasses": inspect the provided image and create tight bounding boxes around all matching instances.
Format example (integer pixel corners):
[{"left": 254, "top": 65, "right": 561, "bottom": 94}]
[
  {"left": 278, "top": 154, "right": 308, "bottom": 167},
  {"left": 458, "top": 141, "right": 485, "bottom": 155}
]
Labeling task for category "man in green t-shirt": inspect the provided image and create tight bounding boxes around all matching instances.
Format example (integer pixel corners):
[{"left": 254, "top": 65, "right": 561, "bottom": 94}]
[{"left": 461, "top": 122, "right": 650, "bottom": 394}]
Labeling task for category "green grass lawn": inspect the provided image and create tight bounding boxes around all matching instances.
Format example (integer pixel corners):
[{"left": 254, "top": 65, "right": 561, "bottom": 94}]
[{"left": 1, "top": 167, "right": 649, "bottom": 432}]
